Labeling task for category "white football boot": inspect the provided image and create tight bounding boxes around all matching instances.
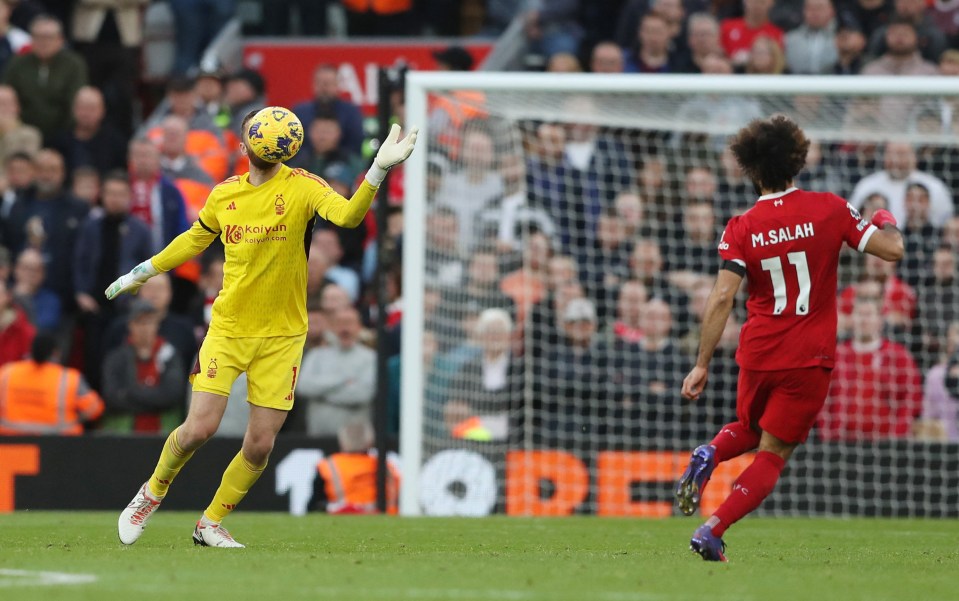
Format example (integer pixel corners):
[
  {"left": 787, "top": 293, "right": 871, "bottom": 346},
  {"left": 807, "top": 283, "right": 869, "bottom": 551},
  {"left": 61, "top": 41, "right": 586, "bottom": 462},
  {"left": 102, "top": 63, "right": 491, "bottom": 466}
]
[
  {"left": 118, "top": 482, "right": 162, "bottom": 545},
  {"left": 192, "top": 519, "right": 245, "bottom": 548}
]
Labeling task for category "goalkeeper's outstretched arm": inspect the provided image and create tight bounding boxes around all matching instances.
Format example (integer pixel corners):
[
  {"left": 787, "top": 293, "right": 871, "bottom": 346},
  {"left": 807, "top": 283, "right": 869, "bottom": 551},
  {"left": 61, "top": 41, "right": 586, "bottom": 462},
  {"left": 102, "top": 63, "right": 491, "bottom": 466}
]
[
  {"left": 105, "top": 221, "right": 218, "bottom": 300},
  {"left": 319, "top": 123, "right": 418, "bottom": 228}
]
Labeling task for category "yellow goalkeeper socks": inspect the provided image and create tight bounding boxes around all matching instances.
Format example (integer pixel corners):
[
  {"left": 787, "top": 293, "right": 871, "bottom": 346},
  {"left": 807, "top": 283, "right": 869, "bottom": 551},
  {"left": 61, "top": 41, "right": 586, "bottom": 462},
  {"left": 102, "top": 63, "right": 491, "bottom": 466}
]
[
  {"left": 147, "top": 427, "right": 194, "bottom": 499},
  {"left": 203, "top": 451, "right": 267, "bottom": 523}
]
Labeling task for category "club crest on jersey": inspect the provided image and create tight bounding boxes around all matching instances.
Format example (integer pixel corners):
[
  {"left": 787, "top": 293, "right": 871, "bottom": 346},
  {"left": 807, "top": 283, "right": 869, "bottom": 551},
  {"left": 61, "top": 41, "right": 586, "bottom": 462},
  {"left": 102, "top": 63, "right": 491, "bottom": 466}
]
[
  {"left": 275, "top": 194, "right": 285, "bottom": 215},
  {"left": 207, "top": 359, "right": 218, "bottom": 379}
]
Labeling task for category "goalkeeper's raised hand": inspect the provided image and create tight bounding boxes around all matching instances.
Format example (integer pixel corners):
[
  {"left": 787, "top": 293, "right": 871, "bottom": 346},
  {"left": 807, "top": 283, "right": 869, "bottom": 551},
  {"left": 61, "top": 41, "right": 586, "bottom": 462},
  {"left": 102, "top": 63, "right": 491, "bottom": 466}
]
[
  {"left": 365, "top": 123, "right": 419, "bottom": 187},
  {"left": 104, "top": 259, "right": 159, "bottom": 300}
]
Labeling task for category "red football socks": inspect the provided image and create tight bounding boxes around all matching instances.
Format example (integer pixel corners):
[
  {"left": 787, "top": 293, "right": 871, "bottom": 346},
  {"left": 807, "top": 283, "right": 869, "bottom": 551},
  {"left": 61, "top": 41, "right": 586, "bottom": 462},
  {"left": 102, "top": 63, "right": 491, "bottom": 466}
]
[
  {"left": 711, "top": 451, "right": 786, "bottom": 537},
  {"left": 709, "top": 422, "right": 761, "bottom": 463}
]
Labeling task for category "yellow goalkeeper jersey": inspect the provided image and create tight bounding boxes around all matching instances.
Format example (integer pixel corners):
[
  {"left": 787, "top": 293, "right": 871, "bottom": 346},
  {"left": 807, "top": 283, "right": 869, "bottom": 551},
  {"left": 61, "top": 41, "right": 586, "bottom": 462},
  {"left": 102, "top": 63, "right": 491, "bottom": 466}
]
[{"left": 151, "top": 165, "right": 377, "bottom": 337}]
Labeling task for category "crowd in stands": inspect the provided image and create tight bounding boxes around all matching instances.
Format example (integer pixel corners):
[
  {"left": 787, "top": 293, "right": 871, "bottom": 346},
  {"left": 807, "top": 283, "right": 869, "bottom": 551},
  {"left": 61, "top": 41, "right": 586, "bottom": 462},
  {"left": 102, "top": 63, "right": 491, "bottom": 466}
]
[{"left": 0, "top": 0, "right": 958, "bottom": 451}]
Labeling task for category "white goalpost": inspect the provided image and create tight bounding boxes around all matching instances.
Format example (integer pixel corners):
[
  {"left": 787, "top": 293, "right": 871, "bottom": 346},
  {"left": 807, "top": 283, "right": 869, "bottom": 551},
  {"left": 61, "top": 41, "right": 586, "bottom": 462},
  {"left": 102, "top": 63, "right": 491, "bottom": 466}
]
[{"left": 401, "top": 73, "right": 959, "bottom": 517}]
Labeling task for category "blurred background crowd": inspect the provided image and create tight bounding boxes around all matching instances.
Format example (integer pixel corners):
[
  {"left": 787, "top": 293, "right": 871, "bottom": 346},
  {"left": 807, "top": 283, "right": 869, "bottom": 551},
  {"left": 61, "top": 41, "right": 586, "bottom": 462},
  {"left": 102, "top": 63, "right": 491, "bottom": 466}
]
[{"left": 0, "top": 0, "right": 957, "bottom": 451}]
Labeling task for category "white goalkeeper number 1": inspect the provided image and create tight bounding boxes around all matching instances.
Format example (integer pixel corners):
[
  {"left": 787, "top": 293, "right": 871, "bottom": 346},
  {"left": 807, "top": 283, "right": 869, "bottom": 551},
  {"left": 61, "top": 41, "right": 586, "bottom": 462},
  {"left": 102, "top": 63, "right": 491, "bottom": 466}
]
[{"left": 761, "top": 251, "right": 811, "bottom": 316}]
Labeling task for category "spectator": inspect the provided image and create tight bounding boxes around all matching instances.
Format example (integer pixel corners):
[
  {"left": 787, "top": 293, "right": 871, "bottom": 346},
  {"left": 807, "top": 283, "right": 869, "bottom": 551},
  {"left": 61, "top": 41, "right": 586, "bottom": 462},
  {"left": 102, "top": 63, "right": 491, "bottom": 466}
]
[
  {"left": 546, "top": 52, "right": 582, "bottom": 72},
  {"left": 539, "top": 297, "right": 617, "bottom": 447},
  {"left": 836, "top": 0, "right": 894, "bottom": 40},
  {"left": 158, "top": 115, "right": 215, "bottom": 219},
  {"left": 100, "top": 299, "right": 187, "bottom": 434},
  {"left": 672, "top": 13, "right": 723, "bottom": 73},
  {"left": 0, "top": 1, "right": 29, "bottom": 75},
  {"left": 683, "top": 166, "right": 720, "bottom": 225},
  {"left": 833, "top": 22, "right": 867, "bottom": 74},
  {"left": 913, "top": 321, "right": 959, "bottom": 441},
  {"left": 445, "top": 308, "right": 522, "bottom": 442},
  {"left": 867, "top": 0, "right": 948, "bottom": 63},
  {"left": 6, "top": 149, "right": 88, "bottom": 307},
  {"left": 668, "top": 201, "right": 721, "bottom": 282},
  {"left": 897, "top": 182, "right": 940, "bottom": 287},
  {"left": 435, "top": 127, "right": 504, "bottom": 252},
  {"left": 785, "top": 0, "right": 838, "bottom": 74},
  {"left": 425, "top": 207, "right": 467, "bottom": 289},
  {"left": 103, "top": 272, "right": 198, "bottom": 378},
  {"left": 624, "top": 298, "right": 689, "bottom": 437},
  {"left": 0, "top": 332, "right": 102, "bottom": 435},
  {"left": 73, "top": 172, "right": 152, "bottom": 384},
  {"left": 628, "top": 238, "right": 692, "bottom": 327},
  {"left": 293, "top": 64, "right": 364, "bottom": 156},
  {"left": 312, "top": 420, "right": 400, "bottom": 514},
  {"left": 0, "top": 151, "right": 33, "bottom": 247},
  {"left": 189, "top": 249, "right": 224, "bottom": 332},
  {"left": 820, "top": 299, "right": 922, "bottom": 441},
  {"left": 71, "top": 0, "right": 148, "bottom": 136},
  {"left": 590, "top": 41, "right": 625, "bottom": 73},
  {"left": 477, "top": 152, "right": 555, "bottom": 252},
  {"left": 299, "top": 306, "right": 376, "bottom": 438},
  {"left": 439, "top": 250, "right": 516, "bottom": 327},
  {"left": 50, "top": 86, "right": 127, "bottom": 176},
  {"left": 796, "top": 139, "right": 845, "bottom": 194},
  {"left": 528, "top": 267, "right": 585, "bottom": 356},
  {"left": 720, "top": 0, "right": 784, "bottom": 66},
  {"left": 839, "top": 253, "right": 917, "bottom": 334},
  {"left": 916, "top": 246, "right": 959, "bottom": 366},
  {"left": 312, "top": 229, "right": 360, "bottom": 303},
  {"left": 583, "top": 208, "right": 632, "bottom": 318},
  {"left": 601, "top": 280, "right": 648, "bottom": 345},
  {"left": 71, "top": 166, "right": 100, "bottom": 209},
  {"left": 861, "top": 17, "right": 938, "bottom": 76},
  {"left": 624, "top": 12, "right": 676, "bottom": 73},
  {"left": 193, "top": 64, "right": 230, "bottom": 131},
  {"left": 343, "top": 0, "right": 415, "bottom": 36},
  {"left": 0, "top": 278, "right": 33, "bottom": 365},
  {"left": 0, "top": 84, "right": 40, "bottom": 171},
  {"left": 128, "top": 138, "right": 189, "bottom": 251},
  {"left": 743, "top": 35, "right": 788, "bottom": 74},
  {"left": 500, "top": 230, "right": 552, "bottom": 324},
  {"left": 11, "top": 247, "right": 59, "bottom": 331},
  {"left": 523, "top": 0, "right": 584, "bottom": 59},
  {"left": 614, "top": 189, "right": 647, "bottom": 240},
  {"left": 224, "top": 68, "right": 266, "bottom": 136},
  {"left": 294, "top": 113, "right": 363, "bottom": 179},
  {"left": 168, "top": 0, "right": 236, "bottom": 74},
  {"left": 2, "top": 15, "right": 87, "bottom": 141},
  {"left": 849, "top": 141, "right": 953, "bottom": 227}
]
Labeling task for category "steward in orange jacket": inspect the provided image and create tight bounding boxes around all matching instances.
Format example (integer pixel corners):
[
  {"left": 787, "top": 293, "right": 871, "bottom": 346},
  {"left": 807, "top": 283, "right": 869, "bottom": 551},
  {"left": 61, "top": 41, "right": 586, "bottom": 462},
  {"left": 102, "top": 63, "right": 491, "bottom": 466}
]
[
  {"left": 0, "top": 333, "right": 104, "bottom": 435},
  {"left": 312, "top": 420, "right": 400, "bottom": 514}
]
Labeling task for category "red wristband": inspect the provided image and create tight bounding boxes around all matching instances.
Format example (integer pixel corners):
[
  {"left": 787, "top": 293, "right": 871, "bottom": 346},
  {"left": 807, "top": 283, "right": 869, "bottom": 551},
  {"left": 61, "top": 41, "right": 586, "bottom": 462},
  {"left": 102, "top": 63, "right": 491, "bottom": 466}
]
[{"left": 871, "top": 209, "right": 897, "bottom": 229}]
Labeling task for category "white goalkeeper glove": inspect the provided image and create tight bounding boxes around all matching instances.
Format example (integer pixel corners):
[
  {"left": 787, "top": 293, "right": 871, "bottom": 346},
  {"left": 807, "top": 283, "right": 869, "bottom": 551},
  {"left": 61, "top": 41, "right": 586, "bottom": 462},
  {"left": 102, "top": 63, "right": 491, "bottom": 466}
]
[
  {"left": 104, "top": 259, "right": 159, "bottom": 300},
  {"left": 365, "top": 123, "right": 419, "bottom": 187}
]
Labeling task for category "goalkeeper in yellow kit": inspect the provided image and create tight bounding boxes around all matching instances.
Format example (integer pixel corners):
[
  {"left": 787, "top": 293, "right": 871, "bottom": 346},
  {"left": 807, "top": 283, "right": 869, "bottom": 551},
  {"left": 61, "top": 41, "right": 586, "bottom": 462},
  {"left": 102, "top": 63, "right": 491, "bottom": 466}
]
[{"left": 109, "top": 107, "right": 417, "bottom": 548}]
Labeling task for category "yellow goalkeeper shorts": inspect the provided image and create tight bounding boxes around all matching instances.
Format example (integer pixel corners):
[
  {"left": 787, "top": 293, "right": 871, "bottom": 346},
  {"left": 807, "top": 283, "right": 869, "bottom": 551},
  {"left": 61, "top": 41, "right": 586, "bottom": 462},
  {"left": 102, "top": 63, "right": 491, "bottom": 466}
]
[{"left": 190, "top": 334, "right": 307, "bottom": 411}]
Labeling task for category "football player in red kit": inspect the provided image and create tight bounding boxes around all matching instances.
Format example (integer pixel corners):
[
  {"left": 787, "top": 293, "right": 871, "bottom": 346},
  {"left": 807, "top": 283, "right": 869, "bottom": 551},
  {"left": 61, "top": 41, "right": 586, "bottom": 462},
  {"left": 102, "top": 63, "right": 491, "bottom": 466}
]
[{"left": 676, "top": 116, "right": 904, "bottom": 561}]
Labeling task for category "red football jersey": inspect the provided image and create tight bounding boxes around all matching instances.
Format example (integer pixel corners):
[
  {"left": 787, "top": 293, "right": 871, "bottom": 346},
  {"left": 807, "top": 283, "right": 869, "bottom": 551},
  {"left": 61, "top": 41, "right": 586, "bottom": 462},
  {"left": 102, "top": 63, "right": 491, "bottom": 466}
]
[{"left": 718, "top": 188, "right": 877, "bottom": 371}]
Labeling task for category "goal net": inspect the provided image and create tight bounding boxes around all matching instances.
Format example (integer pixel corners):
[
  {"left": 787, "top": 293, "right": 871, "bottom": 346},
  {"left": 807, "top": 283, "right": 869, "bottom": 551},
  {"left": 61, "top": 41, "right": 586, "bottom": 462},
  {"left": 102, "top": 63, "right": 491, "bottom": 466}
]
[{"left": 400, "top": 74, "right": 959, "bottom": 518}]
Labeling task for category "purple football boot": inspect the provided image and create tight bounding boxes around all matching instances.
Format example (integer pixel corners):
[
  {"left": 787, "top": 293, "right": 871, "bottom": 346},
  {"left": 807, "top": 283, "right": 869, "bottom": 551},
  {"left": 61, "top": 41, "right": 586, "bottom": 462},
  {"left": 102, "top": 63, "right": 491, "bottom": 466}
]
[
  {"left": 690, "top": 524, "right": 727, "bottom": 562},
  {"left": 675, "top": 444, "right": 717, "bottom": 516}
]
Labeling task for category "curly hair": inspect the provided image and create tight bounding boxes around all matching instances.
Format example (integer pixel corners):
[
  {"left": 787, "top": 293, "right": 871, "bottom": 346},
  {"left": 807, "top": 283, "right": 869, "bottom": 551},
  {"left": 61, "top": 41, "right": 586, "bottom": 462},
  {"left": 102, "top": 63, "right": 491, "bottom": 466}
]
[{"left": 728, "top": 115, "right": 810, "bottom": 193}]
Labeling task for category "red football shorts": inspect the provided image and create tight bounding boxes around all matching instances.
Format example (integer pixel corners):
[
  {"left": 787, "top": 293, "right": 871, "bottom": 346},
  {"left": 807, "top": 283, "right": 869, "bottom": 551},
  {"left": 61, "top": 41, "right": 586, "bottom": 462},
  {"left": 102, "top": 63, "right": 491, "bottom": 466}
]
[{"left": 736, "top": 366, "right": 833, "bottom": 444}]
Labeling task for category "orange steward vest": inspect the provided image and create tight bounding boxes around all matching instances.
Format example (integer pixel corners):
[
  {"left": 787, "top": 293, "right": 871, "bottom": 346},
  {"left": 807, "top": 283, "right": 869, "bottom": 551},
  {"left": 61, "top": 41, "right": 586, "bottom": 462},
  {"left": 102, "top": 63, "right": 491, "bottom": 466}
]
[
  {"left": 317, "top": 453, "right": 400, "bottom": 514},
  {"left": 341, "top": 0, "right": 411, "bottom": 14},
  {"left": 0, "top": 361, "right": 105, "bottom": 435}
]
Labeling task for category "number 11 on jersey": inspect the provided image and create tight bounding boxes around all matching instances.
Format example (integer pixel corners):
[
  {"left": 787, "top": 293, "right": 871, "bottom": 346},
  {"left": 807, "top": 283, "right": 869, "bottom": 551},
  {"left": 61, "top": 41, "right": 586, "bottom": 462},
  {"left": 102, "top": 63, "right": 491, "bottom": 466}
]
[{"left": 760, "top": 251, "right": 811, "bottom": 315}]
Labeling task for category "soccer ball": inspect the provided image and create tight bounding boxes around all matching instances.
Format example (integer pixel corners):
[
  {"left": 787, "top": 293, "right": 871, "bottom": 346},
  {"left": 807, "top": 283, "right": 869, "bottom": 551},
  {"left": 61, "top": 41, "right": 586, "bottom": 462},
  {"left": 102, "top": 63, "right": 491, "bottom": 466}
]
[{"left": 245, "top": 106, "right": 304, "bottom": 163}]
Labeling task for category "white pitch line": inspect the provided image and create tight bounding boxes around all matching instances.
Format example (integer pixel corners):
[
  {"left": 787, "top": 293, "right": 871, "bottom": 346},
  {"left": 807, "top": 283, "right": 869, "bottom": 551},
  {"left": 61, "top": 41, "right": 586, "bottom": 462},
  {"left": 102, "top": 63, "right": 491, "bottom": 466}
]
[
  {"left": 305, "top": 587, "right": 735, "bottom": 601},
  {"left": 0, "top": 569, "right": 98, "bottom": 588}
]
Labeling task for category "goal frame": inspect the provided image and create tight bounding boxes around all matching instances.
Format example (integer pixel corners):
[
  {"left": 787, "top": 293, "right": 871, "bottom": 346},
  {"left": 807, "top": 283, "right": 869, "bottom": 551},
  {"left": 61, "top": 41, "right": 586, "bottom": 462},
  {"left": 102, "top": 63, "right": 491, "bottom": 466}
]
[{"left": 400, "top": 72, "right": 952, "bottom": 516}]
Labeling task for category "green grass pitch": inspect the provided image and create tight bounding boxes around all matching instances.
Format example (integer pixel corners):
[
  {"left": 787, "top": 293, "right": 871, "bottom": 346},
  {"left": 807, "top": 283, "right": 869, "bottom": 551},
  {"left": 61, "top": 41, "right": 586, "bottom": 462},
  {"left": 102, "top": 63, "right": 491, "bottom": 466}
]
[{"left": 0, "top": 512, "right": 956, "bottom": 601}]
